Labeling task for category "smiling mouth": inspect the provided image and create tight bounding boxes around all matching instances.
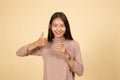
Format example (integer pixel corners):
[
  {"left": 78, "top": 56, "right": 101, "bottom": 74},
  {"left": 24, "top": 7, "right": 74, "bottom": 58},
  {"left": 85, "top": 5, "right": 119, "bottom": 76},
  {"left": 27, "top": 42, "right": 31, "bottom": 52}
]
[{"left": 55, "top": 32, "right": 63, "bottom": 35}]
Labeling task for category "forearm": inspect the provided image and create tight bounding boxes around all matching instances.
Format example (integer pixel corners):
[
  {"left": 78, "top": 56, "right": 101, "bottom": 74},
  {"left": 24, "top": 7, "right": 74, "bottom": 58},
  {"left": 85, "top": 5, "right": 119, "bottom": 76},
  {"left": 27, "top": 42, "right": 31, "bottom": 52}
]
[
  {"left": 27, "top": 41, "right": 40, "bottom": 52},
  {"left": 67, "top": 58, "right": 83, "bottom": 76},
  {"left": 71, "top": 61, "right": 84, "bottom": 76},
  {"left": 67, "top": 59, "right": 74, "bottom": 68},
  {"left": 64, "top": 50, "right": 74, "bottom": 68},
  {"left": 16, "top": 41, "right": 40, "bottom": 57},
  {"left": 64, "top": 50, "right": 84, "bottom": 76},
  {"left": 16, "top": 45, "right": 29, "bottom": 57}
]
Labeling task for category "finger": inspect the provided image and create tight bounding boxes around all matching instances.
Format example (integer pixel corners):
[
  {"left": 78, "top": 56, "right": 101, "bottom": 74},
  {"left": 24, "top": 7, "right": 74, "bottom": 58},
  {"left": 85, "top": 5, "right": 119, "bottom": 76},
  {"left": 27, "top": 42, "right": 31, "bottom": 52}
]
[
  {"left": 56, "top": 44, "right": 63, "bottom": 47},
  {"left": 56, "top": 43, "right": 64, "bottom": 47},
  {"left": 56, "top": 45, "right": 62, "bottom": 47},
  {"left": 56, "top": 46, "right": 63, "bottom": 50},
  {"left": 44, "top": 40, "right": 48, "bottom": 45},
  {"left": 43, "top": 38, "right": 48, "bottom": 43},
  {"left": 56, "top": 45, "right": 62, "bottom": 48},
  {"left": 56, "top": 43, "right": 64, "bottom": 45},
  {"left": 56, "top": 42, "right": 63, "bottom": 45},
  {"left": 56, "top": 47, "right": 61, "bottom": 50}
]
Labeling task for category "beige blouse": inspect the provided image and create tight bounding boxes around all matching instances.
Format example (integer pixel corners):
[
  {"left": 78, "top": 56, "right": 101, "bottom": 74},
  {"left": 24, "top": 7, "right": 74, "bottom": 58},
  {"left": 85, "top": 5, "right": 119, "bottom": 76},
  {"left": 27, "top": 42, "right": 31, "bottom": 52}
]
[{"left": 16, "top": 38, "right": 83, "bottom": 80}]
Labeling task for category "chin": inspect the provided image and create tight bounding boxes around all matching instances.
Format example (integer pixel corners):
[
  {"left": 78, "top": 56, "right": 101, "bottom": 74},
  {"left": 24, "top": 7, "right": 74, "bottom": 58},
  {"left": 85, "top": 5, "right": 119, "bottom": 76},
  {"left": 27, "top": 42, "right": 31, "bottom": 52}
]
[{"left": 55, "top": 35, "right": 63, "bottom": 38}]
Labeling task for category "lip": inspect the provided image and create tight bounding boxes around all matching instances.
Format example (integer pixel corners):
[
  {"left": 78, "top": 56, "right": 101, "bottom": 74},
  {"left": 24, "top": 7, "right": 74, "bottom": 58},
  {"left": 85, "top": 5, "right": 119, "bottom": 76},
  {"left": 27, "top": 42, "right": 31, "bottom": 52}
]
[{"left": 55, "top": 32, "right": 63, "bottom": 35}]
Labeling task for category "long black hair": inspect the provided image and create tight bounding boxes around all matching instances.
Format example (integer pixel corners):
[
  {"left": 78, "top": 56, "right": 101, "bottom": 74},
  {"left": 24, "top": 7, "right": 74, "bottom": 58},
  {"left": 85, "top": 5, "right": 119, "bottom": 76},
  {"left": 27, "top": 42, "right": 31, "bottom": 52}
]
[{"left": 47, "top": 12, "right": 73, "bottom": 42}]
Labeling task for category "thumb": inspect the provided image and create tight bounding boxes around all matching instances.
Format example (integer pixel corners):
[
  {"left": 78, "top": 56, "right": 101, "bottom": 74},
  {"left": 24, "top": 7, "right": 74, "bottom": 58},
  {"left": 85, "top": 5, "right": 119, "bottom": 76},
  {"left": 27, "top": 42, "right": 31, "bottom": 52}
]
[{"left": 40, "top": 32, "right": 44, "bottom": 38}]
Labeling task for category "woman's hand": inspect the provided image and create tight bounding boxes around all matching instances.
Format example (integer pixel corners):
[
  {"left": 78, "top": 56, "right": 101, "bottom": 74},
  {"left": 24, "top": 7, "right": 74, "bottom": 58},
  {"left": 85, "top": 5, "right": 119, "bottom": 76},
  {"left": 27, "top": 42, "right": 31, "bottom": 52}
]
[
  {"left": 37, "top": 32, "right": 48, "bottom": 47},
  {"left": 55, "top": 43, "right": 66, "bottom": 53},
  {"left": 55, "top": 43, "right": 69, "bottom": 57},
  {"left": 28, "top": 32, "right": 48, "bottom": 52},
  {"left": 55, "top": 43, "right": 75, "bottom": 68}
]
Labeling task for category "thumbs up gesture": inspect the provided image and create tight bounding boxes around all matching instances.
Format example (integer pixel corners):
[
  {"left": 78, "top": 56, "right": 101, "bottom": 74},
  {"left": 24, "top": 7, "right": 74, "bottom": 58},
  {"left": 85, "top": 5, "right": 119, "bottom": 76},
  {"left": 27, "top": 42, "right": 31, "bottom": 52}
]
[
  {"left": 28, "top": 32, "right": 48, "bottom": 52},
  {"left": 37, "top": 32, "right": 48, "bottom": 47}
]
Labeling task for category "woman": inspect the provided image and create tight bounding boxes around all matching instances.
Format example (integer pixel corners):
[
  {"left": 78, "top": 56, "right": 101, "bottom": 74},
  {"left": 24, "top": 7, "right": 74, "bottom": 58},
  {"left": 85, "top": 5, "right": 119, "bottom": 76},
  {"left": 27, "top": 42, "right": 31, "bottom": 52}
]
[{"left": 16, "top": 12, "right": 84, "bottom": 80}]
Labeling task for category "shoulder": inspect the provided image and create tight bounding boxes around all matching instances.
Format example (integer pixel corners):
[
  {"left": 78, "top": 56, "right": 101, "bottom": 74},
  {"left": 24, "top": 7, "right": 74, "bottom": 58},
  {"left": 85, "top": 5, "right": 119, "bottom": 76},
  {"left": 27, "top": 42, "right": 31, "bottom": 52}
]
[{"left": 65, "top": 39, "right": 80, "bottom": 47}]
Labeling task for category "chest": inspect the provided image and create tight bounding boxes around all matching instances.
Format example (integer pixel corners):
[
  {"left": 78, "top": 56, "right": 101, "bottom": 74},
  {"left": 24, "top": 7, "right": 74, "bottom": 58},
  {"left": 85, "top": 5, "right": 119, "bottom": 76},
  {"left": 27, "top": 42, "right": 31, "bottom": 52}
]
[{"left": 42, "top": 42, "right": 75, "bottom": 61}]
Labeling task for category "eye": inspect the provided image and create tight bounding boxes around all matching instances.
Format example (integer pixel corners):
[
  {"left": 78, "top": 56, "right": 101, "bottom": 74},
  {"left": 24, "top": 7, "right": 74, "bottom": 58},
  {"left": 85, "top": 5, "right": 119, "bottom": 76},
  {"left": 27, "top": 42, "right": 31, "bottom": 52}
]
[
  {"left": 52, "top": 24, "right": 57, "bottom": 27},
  {"left": 54, "top": 25, "right": 57, "bottom": 27},
  {"left": 60, "top": 24, "right": 65, "bottom": 27}
]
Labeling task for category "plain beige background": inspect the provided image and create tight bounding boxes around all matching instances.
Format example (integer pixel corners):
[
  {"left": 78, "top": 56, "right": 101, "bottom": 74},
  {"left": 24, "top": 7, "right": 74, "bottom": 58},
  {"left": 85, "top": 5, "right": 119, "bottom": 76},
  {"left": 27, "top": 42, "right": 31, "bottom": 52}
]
[{"left": 0, "top": 0, "right": 120, "bottom": 80}]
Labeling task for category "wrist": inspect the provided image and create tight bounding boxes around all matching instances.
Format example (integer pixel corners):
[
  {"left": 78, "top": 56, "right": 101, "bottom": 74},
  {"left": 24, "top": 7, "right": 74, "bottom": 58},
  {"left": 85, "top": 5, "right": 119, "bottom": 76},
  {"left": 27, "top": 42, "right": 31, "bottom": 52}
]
[
  {"left": 64, "top": 50, "right": 71, "bottom": 62},
  {"left": 65, "top": 55, "right": 71, "bottom": 62},
  {"left": 36, "top": 40, "right": 43, "bottom": 47}
]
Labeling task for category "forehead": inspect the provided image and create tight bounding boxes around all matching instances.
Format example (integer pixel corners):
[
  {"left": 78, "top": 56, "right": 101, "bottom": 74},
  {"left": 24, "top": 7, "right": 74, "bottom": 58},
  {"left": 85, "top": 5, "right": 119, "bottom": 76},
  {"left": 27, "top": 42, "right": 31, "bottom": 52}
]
[{"left": 52, "top": 18, "right": 64, "bottom": 24}]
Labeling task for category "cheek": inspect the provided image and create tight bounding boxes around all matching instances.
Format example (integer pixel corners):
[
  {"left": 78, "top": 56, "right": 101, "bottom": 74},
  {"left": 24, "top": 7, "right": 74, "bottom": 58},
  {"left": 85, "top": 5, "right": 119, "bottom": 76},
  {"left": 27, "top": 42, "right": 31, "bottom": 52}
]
[
  {"left": 51, "top": 27, "right": 56, "bottom": 33},
  {"left": 61, "top": 27, "right": 66, "bottom": 32}
]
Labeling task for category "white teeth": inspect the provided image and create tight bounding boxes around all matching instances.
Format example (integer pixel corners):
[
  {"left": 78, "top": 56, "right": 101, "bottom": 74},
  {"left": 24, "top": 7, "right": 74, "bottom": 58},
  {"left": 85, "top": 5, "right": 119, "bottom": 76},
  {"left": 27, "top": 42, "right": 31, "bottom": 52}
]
[
  {"left": 56, "top": 33, "right": 61, "bottom": 35},
  {"left": 55, "top": 32, "right": 62, "bottom": 35}
]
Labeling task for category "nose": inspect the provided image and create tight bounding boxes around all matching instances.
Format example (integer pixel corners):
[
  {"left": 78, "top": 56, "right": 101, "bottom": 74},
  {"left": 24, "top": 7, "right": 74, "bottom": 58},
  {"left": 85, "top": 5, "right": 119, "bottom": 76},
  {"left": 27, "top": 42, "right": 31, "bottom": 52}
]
[{"left": 57, "top": 26, "right": 61, "bottom": 31}]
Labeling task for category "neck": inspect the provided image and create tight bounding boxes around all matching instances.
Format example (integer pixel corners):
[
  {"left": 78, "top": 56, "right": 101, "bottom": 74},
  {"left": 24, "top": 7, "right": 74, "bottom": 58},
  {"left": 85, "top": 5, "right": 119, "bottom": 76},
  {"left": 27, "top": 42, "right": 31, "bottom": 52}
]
[
  {"left": 54, "top": 36, "right": 64, "bottom": 39},
  {"left": 53, "top": 37, "right": 65, "bottom": 42}
]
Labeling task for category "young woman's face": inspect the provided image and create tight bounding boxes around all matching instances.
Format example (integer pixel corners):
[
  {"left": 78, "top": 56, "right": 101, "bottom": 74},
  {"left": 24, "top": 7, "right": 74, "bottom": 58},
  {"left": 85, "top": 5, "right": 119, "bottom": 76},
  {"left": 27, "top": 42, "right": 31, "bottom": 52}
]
[{"left": 51, "top": 18, "right": 66, "bottom": 38}]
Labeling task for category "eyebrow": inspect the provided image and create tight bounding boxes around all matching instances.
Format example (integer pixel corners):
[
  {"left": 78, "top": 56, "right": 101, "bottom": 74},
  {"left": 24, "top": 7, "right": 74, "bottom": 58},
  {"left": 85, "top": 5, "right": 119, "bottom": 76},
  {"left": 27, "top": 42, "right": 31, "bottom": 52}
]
[{"left": 52, "top": 23, "right": 64, "bottom": 25}]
